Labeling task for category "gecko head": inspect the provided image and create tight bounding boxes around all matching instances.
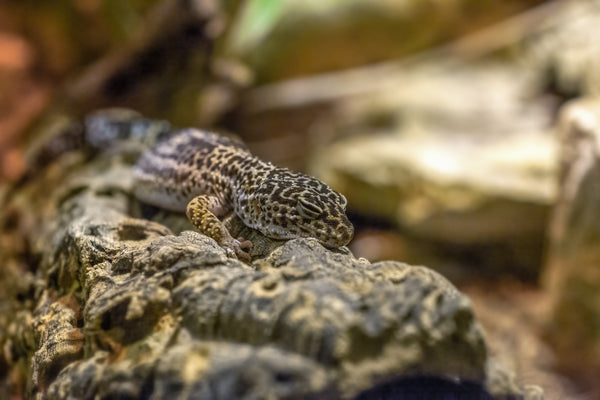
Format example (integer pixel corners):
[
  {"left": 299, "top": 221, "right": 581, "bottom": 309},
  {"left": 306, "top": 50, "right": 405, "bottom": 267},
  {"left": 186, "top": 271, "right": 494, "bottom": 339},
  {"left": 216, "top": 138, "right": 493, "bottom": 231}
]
[{"left": 253, "top": 171, "right": 354, "bottom": 247}]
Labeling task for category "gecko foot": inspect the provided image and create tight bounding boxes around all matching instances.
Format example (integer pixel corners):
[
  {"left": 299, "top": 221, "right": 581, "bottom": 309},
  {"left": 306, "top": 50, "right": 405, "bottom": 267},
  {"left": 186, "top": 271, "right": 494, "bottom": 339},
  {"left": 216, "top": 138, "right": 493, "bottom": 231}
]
[
  {"left": 224, "top": 237, "right": 253, "bottom": 263},
  {"left": 235, "top": 237, "right": 253, "bottom": 263}
]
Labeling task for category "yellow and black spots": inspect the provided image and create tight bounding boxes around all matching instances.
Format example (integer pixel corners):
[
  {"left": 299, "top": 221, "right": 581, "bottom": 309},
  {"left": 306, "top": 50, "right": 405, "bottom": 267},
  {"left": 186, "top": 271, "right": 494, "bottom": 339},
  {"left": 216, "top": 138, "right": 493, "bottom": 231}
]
[
  {"left": 133, "top": 128, "right": 354, "bottom": 261},
  {"left": 237, "top": 170, "right": 353, "bottom": 247}
]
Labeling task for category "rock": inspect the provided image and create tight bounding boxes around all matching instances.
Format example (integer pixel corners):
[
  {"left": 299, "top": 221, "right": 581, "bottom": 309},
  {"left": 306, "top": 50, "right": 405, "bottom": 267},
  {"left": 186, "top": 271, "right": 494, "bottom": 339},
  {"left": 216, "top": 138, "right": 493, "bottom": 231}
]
[
  {"left": 306, "top": 61, "right": 556, "bottom": 281},
  {"left": 543, "top": 97, "right": 600, "bottom": 393},
  {"left": 0, "top": 111, "right": 540, "bottom": 399}
]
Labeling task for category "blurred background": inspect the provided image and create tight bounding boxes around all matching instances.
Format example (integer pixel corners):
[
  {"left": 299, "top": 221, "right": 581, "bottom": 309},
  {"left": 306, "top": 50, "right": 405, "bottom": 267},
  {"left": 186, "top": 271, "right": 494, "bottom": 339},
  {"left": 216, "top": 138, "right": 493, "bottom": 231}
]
[{"left": 1, "top": 0, "right": 600, "bottom": 398}]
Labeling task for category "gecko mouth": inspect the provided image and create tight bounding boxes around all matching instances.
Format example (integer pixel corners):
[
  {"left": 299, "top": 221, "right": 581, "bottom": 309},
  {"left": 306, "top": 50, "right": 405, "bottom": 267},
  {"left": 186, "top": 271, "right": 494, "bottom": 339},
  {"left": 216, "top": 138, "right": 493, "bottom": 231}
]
[
  {"left": 264, "top": 223, "right": 354, "bottom": 248},
  {"left": 259, "top": 223, "right": 352, "bottom": 248},
  {"left": 322, "top": 226, "right": 354, "bottom": 247}
]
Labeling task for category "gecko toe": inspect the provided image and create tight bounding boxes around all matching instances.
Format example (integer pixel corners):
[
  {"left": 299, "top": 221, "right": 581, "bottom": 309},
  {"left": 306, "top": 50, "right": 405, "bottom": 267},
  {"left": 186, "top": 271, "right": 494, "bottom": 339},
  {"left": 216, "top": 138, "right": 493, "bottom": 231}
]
[
  {"left": 237, "top": 237, "right": 253, "bottom": 251},
  {"left": 230, "top": 238, "right": 252, "bottom": 263},
  {"left": 224, "top": 245, "right": 251, "bottom": 263}
]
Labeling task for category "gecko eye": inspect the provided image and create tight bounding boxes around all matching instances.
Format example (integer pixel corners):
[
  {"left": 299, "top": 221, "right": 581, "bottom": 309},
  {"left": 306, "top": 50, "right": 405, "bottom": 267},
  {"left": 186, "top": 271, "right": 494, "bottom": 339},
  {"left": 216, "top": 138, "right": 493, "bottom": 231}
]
[{"left": 297, "top": 196, "right": 323, "bottom": 219}]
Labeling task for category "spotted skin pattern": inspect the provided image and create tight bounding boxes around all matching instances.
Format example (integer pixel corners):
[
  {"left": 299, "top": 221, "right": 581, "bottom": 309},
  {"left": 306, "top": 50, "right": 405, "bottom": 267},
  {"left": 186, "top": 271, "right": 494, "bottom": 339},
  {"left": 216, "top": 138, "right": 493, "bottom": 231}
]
[{"left": 134, "top": 129, "right": 354, "bottom": 261}]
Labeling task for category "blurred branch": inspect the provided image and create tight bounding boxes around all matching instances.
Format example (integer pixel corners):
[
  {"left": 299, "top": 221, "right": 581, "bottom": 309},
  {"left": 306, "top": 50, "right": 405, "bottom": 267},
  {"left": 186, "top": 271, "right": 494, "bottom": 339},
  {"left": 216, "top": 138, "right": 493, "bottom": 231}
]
[
  {"left": 63, "top": 0, "right": 239, "bottom": 119},
  {"left": 241, "top": 0, "right": 570, "bottom": 113}
]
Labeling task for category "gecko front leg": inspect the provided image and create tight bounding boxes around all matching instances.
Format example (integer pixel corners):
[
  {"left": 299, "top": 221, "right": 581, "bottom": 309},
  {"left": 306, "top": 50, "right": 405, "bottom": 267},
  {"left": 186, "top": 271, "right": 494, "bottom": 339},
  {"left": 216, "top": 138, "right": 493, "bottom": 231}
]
[{"left": 186, "top": 195, "right": 252, "bottom": 262}]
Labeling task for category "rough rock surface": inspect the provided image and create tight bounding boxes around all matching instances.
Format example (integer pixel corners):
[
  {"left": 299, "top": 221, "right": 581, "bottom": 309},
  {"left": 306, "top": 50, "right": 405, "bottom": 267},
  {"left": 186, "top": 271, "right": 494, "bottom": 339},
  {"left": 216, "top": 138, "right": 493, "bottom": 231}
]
[{"left": 0, "top": 111, "right": 540, "bottom": 399}]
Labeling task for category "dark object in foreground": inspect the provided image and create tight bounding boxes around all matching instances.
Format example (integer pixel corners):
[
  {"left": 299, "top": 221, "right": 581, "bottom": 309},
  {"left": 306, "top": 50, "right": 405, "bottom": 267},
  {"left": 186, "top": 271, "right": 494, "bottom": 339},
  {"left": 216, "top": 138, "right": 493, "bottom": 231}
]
[{"left": 354, "top": 376, "right": 494, "bottom": 400}]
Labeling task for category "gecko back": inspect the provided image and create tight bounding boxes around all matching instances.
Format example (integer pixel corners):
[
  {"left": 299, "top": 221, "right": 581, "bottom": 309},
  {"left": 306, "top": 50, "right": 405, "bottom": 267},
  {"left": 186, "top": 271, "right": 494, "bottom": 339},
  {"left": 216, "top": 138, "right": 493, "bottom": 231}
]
[{"left": 133, "top": 129, "right": 249, "bottom": 211}]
